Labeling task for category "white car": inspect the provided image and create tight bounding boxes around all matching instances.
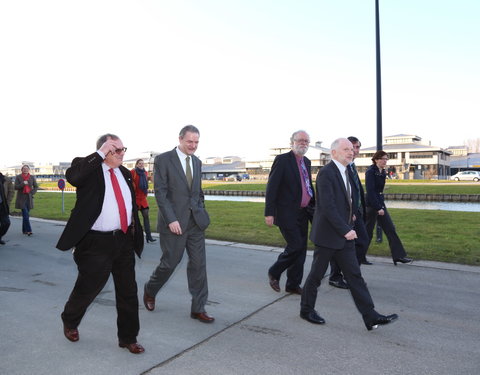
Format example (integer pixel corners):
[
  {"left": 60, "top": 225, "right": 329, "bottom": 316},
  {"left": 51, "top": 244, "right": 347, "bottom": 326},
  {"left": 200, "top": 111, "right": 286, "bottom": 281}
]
[{"left": 450, "top": 171, "right": 480, "bottom": 181}]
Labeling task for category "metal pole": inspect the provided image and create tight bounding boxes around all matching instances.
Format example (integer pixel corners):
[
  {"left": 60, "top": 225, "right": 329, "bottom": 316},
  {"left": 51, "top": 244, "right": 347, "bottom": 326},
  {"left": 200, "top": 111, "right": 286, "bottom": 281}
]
[
  {"left": 375, "top": 0, "right": 382, "bottom": 151},
  {"left": 375, "top": 0, "right": 384, "bottom": 240}
]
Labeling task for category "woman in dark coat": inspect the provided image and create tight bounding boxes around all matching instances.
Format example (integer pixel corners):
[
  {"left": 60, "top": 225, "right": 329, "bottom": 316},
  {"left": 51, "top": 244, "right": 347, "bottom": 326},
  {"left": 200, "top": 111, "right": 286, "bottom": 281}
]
[
  {"left": 131, "top": 159, "right": 156, "bottom": 243},
  {"left": 365, "top": 151, "right": 412, "bottom": 265},
  {"left": 14, "top": 165, "right": 38, "bottom": 236}
]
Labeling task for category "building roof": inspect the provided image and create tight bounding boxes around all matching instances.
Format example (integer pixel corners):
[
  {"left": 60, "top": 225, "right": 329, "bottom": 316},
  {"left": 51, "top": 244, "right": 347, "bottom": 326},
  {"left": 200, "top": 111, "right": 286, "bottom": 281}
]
[
  {"left": 201, "top": 160, "right": 246, "bottom": 173},
  {"left": 361, "top": 143, "right": 451, "bottom": 154}
]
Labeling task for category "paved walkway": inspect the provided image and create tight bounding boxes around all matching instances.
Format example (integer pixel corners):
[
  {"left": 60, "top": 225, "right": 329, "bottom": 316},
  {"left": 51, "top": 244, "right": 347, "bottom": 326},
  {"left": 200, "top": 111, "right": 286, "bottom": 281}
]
[{"left": 1, "top": 217, "right": 479, "bottom": 375}]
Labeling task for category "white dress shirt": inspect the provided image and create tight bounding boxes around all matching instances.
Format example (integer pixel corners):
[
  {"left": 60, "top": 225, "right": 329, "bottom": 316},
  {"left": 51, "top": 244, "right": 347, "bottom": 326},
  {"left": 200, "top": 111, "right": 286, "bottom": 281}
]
[
  {"left": 175, "top": 147, "right": 194, "bottom": 175},
  {"left": 332, "top": 159, "right": 351, "bottom": 198},
  {"left": 91, "top": 161, "right": 133, "bottom": 232}
]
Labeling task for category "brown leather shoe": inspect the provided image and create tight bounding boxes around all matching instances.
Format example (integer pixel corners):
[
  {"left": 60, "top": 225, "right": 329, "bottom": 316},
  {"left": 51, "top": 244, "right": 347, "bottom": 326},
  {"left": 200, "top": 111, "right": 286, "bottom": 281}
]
[
  {"left": 63, "top": 324, "right": 79, "bottom": 342},
  {"left": 285, "top": 286, "right": 303, "bottom": 295},
  {"left": 268, "top": 273, "right": 280, "bottom": 292},
  {"left": 119, "top": 341, "right": 145, "bottom": 354},
  {"left": 190, "top": 312, "right": 215, "bottom": 323},
  {"left": 143, "top": 286, "right": 155, "bottom": 311}
]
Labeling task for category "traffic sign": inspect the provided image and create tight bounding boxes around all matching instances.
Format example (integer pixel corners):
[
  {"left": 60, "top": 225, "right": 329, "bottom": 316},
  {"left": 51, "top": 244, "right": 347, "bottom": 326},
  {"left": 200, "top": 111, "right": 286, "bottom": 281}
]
[{"left": 58, "top": 178, "right": 66, "bottom": 190}]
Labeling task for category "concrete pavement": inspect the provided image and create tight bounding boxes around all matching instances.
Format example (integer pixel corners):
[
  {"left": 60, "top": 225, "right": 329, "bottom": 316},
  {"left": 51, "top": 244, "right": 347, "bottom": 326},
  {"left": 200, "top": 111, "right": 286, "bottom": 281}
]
[{"left": 1, "top": 217, "right": 479, "bottom": 375}]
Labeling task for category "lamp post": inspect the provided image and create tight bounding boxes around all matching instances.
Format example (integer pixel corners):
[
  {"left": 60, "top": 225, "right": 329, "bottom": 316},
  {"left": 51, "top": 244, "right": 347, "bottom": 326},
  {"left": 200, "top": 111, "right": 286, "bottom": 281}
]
[
  {"left": 375, "top": 0, "right": 384, "bottom": 242},
  {"left": 375, "top": 0, "right": 382, "bottom": 151}
]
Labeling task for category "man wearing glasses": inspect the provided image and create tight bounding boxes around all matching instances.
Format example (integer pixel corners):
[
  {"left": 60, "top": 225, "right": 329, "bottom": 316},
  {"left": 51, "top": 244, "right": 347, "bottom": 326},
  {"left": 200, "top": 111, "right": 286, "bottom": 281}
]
[
  {"left": 265, "top": 130, "right": 315, "bottom": 295},
  {"left": 57, "top": 133, "right": 145, "bottom": 354}
]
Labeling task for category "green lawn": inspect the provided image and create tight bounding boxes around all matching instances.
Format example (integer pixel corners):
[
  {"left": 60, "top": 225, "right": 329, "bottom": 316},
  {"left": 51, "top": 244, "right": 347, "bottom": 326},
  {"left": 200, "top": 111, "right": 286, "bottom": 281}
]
[
  {"left": 14, "top": 191, "right": 480, "bottom": 266},
  {"left": 39, "top": 180, "right": 480, "bottom": 195},
  {"left": 201, "top": 181, "right": 480, "bottom": 195}
]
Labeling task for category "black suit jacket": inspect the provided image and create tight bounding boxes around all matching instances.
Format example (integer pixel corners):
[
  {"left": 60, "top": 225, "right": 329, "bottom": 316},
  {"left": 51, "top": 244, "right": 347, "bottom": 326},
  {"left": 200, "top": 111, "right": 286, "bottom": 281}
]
[
  {"left": 56, "top": 152, "right": 144, "bottom": 257},
  {"left": 310, "top": 161, "right": 357, "bottom": 249},
  {"left": 264, "top": 150, "right": 315, "bottom": 228}
]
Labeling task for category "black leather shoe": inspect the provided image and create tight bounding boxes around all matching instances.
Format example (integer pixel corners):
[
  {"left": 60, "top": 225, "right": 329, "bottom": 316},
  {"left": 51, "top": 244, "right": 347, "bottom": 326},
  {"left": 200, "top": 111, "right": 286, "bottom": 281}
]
[
  {"left": 393, "top": 257, "right": 413, "bottom": 266},
  {"left": 329, "top": 279, "right": 349, "bottom": 289},
  {"left": 300, "top": 311, "right": 325, "bottom": 325},
  {"left": 364, "top": 313, "right": 398, "bottom": 331},
  {"left": 285, "top": 286, "right": 303, "bottom": 295},
  {"left": 268, "top": 273, "right": 280, "bottom": 292},
  {"left": 146, "top": 237, "right": 157, "bottom": 243},
  {"left": 361, "top": 259, "right": 373, "bottom": 265},
  {"left": 0, "top": 240, "right": 5, "bottom": 245}
]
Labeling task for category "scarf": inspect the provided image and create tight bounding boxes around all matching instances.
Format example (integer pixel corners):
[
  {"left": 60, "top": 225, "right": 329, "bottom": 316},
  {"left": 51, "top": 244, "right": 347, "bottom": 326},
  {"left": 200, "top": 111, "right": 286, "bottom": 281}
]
[
  {"left": 135, "top": 167, "right": 148, "bottom": 194},
  {"left": 22, "top": 173, "right": 32, "bottom": 194}
]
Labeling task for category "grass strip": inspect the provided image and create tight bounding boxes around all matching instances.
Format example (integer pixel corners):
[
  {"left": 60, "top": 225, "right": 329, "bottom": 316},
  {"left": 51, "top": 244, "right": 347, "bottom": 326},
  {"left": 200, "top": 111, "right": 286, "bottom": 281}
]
[{"left": 12, "top": 192, "right": 480, "bottom": 266}]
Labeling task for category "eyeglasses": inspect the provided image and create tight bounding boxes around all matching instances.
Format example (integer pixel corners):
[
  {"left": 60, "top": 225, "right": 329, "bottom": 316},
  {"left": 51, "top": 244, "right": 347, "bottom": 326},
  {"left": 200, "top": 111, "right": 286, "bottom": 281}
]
[
  {"left": 114, "top": 147, "right": 127, "bottom": 154},
  {"left": 379, "top": 157, "right": 389, "bottom": 160}
]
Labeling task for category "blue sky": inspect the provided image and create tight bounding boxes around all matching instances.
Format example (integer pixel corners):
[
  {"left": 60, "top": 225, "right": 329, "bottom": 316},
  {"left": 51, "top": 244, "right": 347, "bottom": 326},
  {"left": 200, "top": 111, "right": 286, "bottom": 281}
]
[{"left": 1, "top": 0, "right": 478, "bottom": 166}]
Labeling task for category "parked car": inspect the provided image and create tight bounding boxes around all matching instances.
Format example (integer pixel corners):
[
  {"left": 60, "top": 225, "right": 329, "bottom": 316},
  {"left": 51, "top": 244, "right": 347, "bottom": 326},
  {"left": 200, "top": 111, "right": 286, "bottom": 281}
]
[{"left": 450, "top": 171, "right": 480, "bottom": 181}]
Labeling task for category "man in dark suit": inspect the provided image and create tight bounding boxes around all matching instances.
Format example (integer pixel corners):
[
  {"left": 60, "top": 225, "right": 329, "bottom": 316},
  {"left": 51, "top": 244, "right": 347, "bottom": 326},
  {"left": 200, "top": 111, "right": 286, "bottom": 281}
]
[
  {"left": 143, "top": 125, "right": 214, "bottom": 323},
  {"left": 329, "top": 136, "right": 371, "bottom": 288},
  {"left": 265, "top": 130, "right": 315, "bottom": 294},
  {"left": 57, "top": 133, "right": 145, "bottom": 354},
  {"left": 300, "top": 138, "right": 398, "bottom": 331}
]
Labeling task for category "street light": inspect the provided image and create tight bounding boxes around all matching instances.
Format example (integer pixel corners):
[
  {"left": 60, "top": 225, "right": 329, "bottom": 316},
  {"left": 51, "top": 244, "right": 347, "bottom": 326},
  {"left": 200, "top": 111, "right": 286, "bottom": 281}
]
[{"left": 375, "top": 0, "right": 383, "bottom": 151}]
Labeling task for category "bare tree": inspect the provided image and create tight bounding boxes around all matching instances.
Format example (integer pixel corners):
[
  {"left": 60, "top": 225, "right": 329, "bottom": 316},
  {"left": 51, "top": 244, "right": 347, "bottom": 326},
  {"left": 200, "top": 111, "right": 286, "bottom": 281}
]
[{"left": 464, "top": 138, "right": 480, "bottom": 153}]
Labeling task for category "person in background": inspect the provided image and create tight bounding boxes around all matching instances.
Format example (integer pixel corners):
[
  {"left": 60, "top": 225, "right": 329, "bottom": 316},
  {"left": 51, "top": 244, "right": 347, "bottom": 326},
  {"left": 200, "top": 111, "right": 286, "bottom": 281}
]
[
  {"left": 264, "top": 130, "right": 315, "bottom": 295},
  {"left": 365, "top": 150, "right": 413, "bottom": 266},
  {"left": 0, "top": 172, "right": 14, "bottom": 244},
  {"left": 14, "top": 165, "right": 38, "bottom": 236},
  {"left": 131, "top": 159, "right": 156, "bottom": 243}
]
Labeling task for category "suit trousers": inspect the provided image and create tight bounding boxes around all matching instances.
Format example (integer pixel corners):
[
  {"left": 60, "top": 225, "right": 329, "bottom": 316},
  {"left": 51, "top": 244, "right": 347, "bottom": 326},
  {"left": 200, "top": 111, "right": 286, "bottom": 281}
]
[
  {"left": 139, "top": 207, "right": 153, "bottom": 239},
  {"left": 0, "top": 204, "right": 10, "bottom": 239},
  {"left": 146, "top": 214, "right": 208, "bottom": 313},
  {"left": 301, "top": 241, "right": 375, "bottom": 318},
  {"left": 365, "top": 206, "right": 407, "bottom": 260},
  {"left": 269, "top": 208, "right": 309, "bottom": 289},
  {"left": 62, "top": 230, "right": 139, "bottom": 344}
]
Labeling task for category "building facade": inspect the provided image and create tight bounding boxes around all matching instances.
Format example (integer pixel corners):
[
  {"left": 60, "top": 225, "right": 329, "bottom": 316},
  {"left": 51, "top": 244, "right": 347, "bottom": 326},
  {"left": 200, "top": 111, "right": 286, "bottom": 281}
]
[{"left": 355, "top": 134, "right": 452, "bottom": 180}]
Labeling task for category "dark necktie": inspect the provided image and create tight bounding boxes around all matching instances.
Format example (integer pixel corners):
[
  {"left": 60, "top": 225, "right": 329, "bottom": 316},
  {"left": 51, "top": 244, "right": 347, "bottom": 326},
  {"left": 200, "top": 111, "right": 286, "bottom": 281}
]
[
  {"left": 350, "top": 163, "right": 361, "bottom": 210},
  {"left": 186, "top": 156, "right": 193, "bottom": 189},
  {"left": 345, "top": 168, "right": 352, "bottom": 223},
  {"left": 109, "top": 168, "right": 128, "bottom": 233},
  {"left": 300, "top": 158, "right": 313, "bottom": 197}
]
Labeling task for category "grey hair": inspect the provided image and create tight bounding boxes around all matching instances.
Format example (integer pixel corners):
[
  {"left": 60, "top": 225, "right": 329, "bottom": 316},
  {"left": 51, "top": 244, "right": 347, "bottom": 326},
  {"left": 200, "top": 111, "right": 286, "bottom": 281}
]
[
  {"left": 96, "top": 133, "right": 119, "bottom": 150},
  {"left": 330, "top": 138, "right": 349, "bottom": 151},
  {"left": 290, "top": 130, "right": 309, "bottom": 145},
  {"left": 179, "top": 125, "right": 200, "bottom": 138}
]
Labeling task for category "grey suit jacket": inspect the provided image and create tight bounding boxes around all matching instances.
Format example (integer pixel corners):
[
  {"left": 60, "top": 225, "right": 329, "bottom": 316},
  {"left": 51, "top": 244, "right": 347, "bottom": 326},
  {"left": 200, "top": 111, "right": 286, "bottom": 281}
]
[
  {"left": 309, "top": 161, "right": 356, "bottom": 250},
  {"left": 154, "top": 148, "right": 210, "bottom": 234}
]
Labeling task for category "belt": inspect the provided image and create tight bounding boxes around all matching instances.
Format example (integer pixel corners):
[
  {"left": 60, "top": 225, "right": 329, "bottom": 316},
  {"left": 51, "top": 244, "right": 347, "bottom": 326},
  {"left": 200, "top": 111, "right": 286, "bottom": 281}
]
[{"left": 88, "top": 226, "right": 132, "bottom": 236}]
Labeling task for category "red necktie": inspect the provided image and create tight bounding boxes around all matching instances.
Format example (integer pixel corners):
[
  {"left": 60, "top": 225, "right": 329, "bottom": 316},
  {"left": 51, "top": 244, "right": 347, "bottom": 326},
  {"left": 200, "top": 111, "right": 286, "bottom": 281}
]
[{"left": 109, "top": 168, "right": 128, "bottom": 233}]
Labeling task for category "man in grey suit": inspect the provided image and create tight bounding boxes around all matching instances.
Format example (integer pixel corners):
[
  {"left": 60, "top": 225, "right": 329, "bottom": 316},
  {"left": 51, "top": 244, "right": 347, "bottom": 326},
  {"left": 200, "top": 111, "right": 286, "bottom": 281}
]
[
  {"left": 143, "top": 125, "right": 214, "bottom": 323},
  {"left": 300, "top": 138, "right": 398, "bottom": 331}
]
